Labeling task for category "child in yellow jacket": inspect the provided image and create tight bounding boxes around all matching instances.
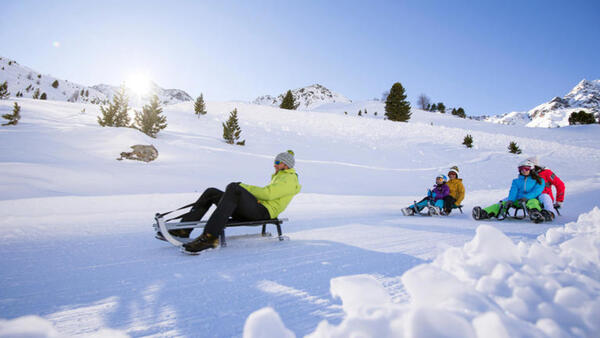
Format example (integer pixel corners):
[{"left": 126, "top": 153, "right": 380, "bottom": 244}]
[{"left": 444, "top": 166, "right": 465, "bottom": 214}]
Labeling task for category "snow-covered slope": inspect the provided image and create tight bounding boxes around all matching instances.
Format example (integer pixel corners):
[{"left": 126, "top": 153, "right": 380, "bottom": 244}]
[
  {"left": 253, "top": 84, "right": 352, "bottom": 110},
  {"left": 1, "top": 97, "right": 599, "bottom": 337},
  {"left": 486, "top": 79, "right": 600, "bottom": 128},
  {"left": 0, "top": 56, "right": 193, "bottom": 107}
]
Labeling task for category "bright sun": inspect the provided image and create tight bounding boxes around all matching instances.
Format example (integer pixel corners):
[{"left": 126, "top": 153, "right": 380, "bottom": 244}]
[{"left": 125, "top": 72, "right": 152, "bottom": 95}]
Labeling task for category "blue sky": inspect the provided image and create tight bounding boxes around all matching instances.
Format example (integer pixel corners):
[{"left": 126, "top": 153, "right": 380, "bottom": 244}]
[{"left": 2, "top": 0, "right": 599, "bottom": 115}]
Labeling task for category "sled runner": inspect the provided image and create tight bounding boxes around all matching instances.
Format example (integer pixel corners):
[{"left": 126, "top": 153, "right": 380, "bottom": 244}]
[
  {"left": 472, "top": 200, "right": 554, "bottom": 223},
  {"left": 153, "top": 205, "right": 288, "bottom": 247}
]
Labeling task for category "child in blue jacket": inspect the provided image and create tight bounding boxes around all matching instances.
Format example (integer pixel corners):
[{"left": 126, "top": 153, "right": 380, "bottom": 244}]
[{"left": 473, "top": 159, "right": 545, "bottom": 223}]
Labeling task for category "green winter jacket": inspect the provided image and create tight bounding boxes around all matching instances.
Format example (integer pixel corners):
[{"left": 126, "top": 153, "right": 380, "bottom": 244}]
[{"left": 240, "top": 168, "right": 301, "bottom": 218}]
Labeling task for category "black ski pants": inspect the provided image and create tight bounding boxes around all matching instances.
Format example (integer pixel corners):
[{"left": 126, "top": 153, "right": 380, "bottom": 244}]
[{"left": 181, "top": 183, "right": 270, "bottom": 237}]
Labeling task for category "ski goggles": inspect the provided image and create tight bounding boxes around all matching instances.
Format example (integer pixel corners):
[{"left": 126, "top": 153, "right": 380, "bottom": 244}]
[
  {"left": 274, "top": 160, "right": 282, "bottom": 165},
  {"left": 518, "top": 166, "right": 532, "bottom": 172}
]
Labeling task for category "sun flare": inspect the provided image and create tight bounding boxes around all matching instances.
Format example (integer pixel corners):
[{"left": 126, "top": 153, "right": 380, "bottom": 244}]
[{"left": 125, "top": 72, "right": 152, "bottom": 95}]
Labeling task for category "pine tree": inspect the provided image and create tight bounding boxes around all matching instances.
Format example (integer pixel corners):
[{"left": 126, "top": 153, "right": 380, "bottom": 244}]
[
  {"left": 455, "top": 107, "right": 466, "bottom": 118},
  {"left": 0, "top": 81, "right": 9, "bottom": 99},
  {"left": 508, "top": 141, "right": 522, "bottom": 154},
  {"left": 98, "top": 85, "right": 130, "bottom": 127},
  {"left": 462, "top": 134, "right": 473, "bottom": 148},
  {"left": 430, "top": 103, "right": 437, "bottom": 112},
  {"left": 222, "top": 108, "right": 245, "bottom": 145},
  {"left": 568, "top": 110, "right": 596, "bottom": 125},
  {"left": 134, "top": 94, "right": 167, "bottom": 138},
  {"left": 364, "top": 109, "right": 368, "bottom": 115},
  {"left": 437, "top": 102, "right": 446, "bottom": 113},
  {"left": 194, "top": 93, "right": 207, "bottom": 116},
  {"left": 51, "top": 80, "right": 59, "bottom": 88},
  {"left": 358, "top": 109, "right": 362, "bottom": 116},
  {"left": 40, "top": 92, "right": 47, "bottom": 100},
  {"left": 384, "top": 82, "right": 411, "bottom": 122},
  {"left": 280, "top": 90, "right": 298, "bottom": 110},
  {"left": 32, "top": 88, "right": 40, "bottom": 99},
  {"left": 2, "top": 102, "right": 21, "bottom": 126}
]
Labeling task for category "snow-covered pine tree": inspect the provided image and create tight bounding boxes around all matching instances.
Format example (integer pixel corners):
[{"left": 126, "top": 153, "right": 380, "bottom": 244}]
[
  {"left": 2, "top": 102, "right": 21, "bottom": 126},
  {"left": 508, "top": 141, "right": 522, "bottom": 154},
  {"left": 385, "top": 82, "right": 411, "bottom": 122},
  {"left": 98, "top": 85, "right": 130, "bottom": 127},
  {"left": 280, "top": 90, "right": 298, "bottom": 110},
  {"left": 222, "top": 108, "right": 245, "bottom": 145},
  {"left": 134, "top": 95, "right": 167, "bottom": 138},
  {"left": 194, "top": 93, "right": 207, "bottom": 116},
  {"left": 32, "top": 88, "right": 40, "bottom": 99},
  {"left": 51, "top": 80, "right": 59, "bottom": 88}
]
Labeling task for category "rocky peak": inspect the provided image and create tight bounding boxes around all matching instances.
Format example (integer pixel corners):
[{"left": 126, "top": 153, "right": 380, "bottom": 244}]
[{"left": 253, "top": 84, "right": 351, "bottom": 110}]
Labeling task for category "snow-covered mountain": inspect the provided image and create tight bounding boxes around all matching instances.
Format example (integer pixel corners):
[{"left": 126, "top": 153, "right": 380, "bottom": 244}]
[
  {"left": 252, "top": 84, "right": 352, "bottom": 110},
  {"left": 485, "top": 79, "right": 600, "bottom": 128},
  {"left": 0, "top": 56, "right": 193, "bottom": 106},
  {"left": 91, "top": 82, "right": 193, "bottom": 107}
]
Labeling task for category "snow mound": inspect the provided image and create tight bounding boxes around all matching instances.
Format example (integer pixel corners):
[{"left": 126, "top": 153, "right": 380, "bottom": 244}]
[
  {"left": 243, "top": 307, "right": 295, "bottom": 338},
  {"left": 252, "top": 207, "right": 600, "bottom": 337},
  {"left": 0, "top": 315, "right": 129, "bottom": 338}
]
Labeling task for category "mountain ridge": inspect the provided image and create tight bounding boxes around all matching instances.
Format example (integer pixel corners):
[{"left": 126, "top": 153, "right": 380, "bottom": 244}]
[{"left": 0, "top": 56, "right": 193, "bottom": 106}]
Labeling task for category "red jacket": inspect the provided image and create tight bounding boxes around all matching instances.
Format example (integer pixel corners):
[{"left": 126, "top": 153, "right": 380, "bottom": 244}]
[{"left": 537, "top": 168, "right": 565, "bottom": 202}]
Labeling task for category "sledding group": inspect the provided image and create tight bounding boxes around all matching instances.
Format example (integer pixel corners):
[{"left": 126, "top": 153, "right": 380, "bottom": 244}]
[
  {"left": 155, "top": 149, "right": 565, "bottom": 254},
  {"left": 400, "top": 157, "right": 565, "bottom": 224}
]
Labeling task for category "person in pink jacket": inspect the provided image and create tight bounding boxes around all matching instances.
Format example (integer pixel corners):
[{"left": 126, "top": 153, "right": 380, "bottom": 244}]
[{"left": 527, "top": 156, "right": 565, "bottom": 221}]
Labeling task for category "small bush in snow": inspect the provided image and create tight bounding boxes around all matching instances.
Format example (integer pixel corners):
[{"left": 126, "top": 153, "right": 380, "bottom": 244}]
[
  {"left": 51, "top": 80, "right": 59, "bottom": 88},
  {"left": 222, "top": 108, "right": 245, "bottom": 145},
  {"left": 0, "top": 81, "right": 9, "bottom": 99},
  {"left": 134, "top": 95, "right": 167, "bottom": 138},
  {"left": 2, "top": 102, "right": 21, "bottom": 126},
  {"left": 417, "top": 94, "right": 431, "bottom": 110},
  {"left": 358, "top": 109, "right": 362, "bottom": 116},
  {"left": 452, "top": 107, "right": 466, "bottom": 118},
  {"left": 37, "top": 74, "right": 41, "bottom": 79},
  {"left": 32, "top": 88, "right": 40, "bottom": 99},
  {"left": 194, "top": 93, "right": 207, "bottom": 116},
  {"left": 463, "top": 134, "right": 473, "bottom": 148},
  {"left": 40, "top": 92, "right": 47, "bottom": 100},
  {"left": 508, "top": 141, "right": 522, "bottom": 154},
  {"left": 568, "top": 110, "right": 596, "bottom": 125}
]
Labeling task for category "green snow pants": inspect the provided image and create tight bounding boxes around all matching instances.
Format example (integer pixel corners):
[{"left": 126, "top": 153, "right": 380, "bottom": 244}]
[{"left": 483, "top": 198, "right": 542, "bottom": 217}]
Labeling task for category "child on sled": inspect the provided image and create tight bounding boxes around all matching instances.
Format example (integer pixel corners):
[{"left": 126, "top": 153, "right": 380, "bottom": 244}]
[
  {"left": 402, "top": 174, "right": 450, "bottom": 216},
  {"left": 472, "top": 159, "right": 546, "bottom": 223}
]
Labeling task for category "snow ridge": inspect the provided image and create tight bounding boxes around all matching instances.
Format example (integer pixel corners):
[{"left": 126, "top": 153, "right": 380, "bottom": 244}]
[
  {"left": 485, "top": 79, "right": 600, "bottom": 128},
  {"left": 0, "top": 56, "right": 192, "bottom": 106},
  {"left": 252, "top": 84, "right": 352, "bottom": 110}
]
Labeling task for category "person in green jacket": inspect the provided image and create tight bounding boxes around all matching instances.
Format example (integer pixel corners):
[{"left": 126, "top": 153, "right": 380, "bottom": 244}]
[{"left": 182, "top": 150, "right": 301, "bottom": 253}]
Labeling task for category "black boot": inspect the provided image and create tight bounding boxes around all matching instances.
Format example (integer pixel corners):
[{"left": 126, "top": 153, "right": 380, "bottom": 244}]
[
  {"left": 169, "top": 229, "right": 193, "bottom": 238},
  {"left": 529, "top": 209, "right": 544, "bottom": 223},
  {"left": 472, "top": 207, "right": 489, "bottom": 220},
  {"left": 540, "top": 210, "right": 555, "bottom": 222},
  {"left": 182, "top": 232, "right": 219, "bottom": 254}
]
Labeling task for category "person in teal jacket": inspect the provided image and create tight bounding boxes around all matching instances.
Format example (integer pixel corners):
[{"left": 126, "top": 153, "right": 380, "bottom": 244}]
[
  {"left": 473, "top": 159, "right": 546, "bottom": 223},
  {"left": 182, "top": 150, "right": 301, "bottom": 253}
]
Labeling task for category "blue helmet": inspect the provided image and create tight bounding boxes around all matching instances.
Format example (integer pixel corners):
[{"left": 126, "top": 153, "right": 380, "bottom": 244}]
[{"left": 436, "top": 174, "right": 448, "bottom": 183}]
